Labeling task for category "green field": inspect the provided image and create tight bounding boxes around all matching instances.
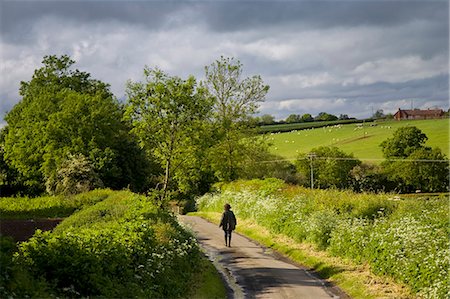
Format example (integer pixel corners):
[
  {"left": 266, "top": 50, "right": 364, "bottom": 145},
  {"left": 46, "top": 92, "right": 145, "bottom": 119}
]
[
  {"left": 259, "top": 119, "right": 368, "bottom": 133},
  {"left": 268, "top": 119, "right": 449, "bottom": 161}
]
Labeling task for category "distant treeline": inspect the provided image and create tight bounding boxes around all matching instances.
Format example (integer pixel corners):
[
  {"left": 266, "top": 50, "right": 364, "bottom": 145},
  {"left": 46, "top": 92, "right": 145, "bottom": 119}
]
[{"left": 258, "top": 118, "right": 374, "bottom": 133}]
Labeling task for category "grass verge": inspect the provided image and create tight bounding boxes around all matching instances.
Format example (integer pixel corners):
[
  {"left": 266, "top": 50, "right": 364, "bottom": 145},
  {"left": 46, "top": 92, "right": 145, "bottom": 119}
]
[
  {"left": 187, "top": 255, "right": 227, "bottom": 299},
  {"left": 189, "top": 211, "right": 415, "bottom": 299}
]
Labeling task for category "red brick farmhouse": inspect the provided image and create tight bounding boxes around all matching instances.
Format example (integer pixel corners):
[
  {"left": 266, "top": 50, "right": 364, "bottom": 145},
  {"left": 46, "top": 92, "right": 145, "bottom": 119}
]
[{"left": 393, "top": 108, "right": 444, "bottom": 120}]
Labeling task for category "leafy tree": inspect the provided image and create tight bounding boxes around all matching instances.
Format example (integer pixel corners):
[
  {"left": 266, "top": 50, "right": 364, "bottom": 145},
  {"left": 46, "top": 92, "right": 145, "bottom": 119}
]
[
  {"left": 0, "top": 129, "right": 25, "bottom": 196},
  {"left": 315, "top": 112, "right": 338, "bottom": 121},
  {"left": 3, "top": 55, "right": 149, "bottom": 195},
  {"left": 338, "top": 114, "right": 349, "bottom": 120},
  {"left": 285, "top": 114, "right": 301, "bottom": 123},
  {"left": 301, "top": 113, "right": 314, "bottom": 122},
  {"left": 125, "top": 68, "right": 213, "bottom": 200},
  {"left": 380, "top": 127, "right": 448, "bottom": 192},
  {"left": 350, "top": 163, "right": 393, "bottom": 193},
  {"left": 385, "top": 148, "right": 448, "bottom": 192},
  {"left": 238, "top": 141, "right": 298, "bottom": 184},
  {"left": 372, "top": 109, "right": 385, "bottom": 119},
  {"left": 295, "top": 146, "right": 360, "bottom": 189},
  {"left": 380, "top": 126, "right": 428, "bottom": 158},
  {"left": 259, "top": 114, "right": 275, "bottom": 125},
  {"left": 204, "top": 56, "right": 269, "bottom": 181}
]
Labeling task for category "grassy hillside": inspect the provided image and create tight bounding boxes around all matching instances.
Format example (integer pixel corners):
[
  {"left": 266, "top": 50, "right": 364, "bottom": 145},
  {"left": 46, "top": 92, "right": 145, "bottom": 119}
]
[{"left": 268, "top": 119, "right": 449, "bottom": 161}]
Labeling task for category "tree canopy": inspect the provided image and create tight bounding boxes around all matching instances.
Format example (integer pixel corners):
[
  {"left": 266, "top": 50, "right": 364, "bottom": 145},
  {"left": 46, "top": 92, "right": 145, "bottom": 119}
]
[
  {"left": 295, "top": 146, "right": 360, "bottom": 189},
  {"left": 3, "top": 55, "right": 150, "bottom": 195},
  {"left": 380, "top": 126, "right": 428, "bottom": 158},
  {"left": 380, "top": 126, "right": 448, "bottom": 192},
  {"left": 204, "top": 56, "right": 270, "bottom": 181},
  {"left": 125, "top": 68, "right": 214, "bottom": 200}
]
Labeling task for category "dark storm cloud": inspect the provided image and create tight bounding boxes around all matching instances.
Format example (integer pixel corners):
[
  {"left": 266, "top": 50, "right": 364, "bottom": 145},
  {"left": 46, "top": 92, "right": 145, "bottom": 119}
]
[
  {"left": 2, "top": 1, "right": 448, "bottom": 42},
  {"left": 0, "top": 0, "right": 448, "bottom": 123},
  {"left": 334, "top": 74, "right": 449, "bottom": 105},
  {"left": 200, "top": 1, "right": 448, "bottom": 32},
  {"left": 0, "top": 1, "right": 191, "bottom": 43},
  {"left": 275, "top": 74, "right": 448, "bottom": 106}
]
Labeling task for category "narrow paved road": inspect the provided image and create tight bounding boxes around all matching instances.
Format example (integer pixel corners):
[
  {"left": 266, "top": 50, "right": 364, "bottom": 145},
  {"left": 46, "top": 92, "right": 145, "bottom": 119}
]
[{"left": 179, "top": 215, "right": 345, "bottom": 299}]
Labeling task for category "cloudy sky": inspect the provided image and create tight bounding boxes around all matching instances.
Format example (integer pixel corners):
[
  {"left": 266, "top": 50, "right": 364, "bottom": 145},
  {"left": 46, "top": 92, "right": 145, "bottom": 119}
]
[{"left": 1, "top": 0, "right": 448, "bottom": 124}]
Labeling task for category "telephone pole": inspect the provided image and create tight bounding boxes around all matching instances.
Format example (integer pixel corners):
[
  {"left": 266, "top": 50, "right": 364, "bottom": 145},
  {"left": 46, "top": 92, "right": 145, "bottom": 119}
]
[{"left": 308, "top": 153, "right": 316, "bottom": 189}]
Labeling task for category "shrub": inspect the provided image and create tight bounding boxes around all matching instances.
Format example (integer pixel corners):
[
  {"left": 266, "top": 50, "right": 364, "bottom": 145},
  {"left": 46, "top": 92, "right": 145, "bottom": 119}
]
[
  {"left": 7, "top": 191, "right": 201, "bottom": 298},
  {"left": 46, "top": 154, "right": 104, "bottom": 195}
]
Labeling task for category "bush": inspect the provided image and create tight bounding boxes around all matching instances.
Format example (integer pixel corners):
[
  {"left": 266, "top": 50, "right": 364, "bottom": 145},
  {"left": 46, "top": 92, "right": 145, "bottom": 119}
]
[
  {"left": 46, "top": 154, "right": 104, "bottom": 195},
  {"left": 6, "top": 191, "right": 201, "bottom": 298}
]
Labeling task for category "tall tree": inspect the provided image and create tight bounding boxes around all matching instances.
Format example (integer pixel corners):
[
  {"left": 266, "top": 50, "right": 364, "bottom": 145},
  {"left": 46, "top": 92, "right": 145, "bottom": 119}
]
[
  {"left": 380, "top": 126, "right": 448, "bottom": 192},
  {"left": 125, "top": 68, "right": 213, "bottom": 200},
  {"left": 372, "top": 109, "right": 385, "bottom": 119},
  {"left": 285, "top": 114, "right": 301, "bottom": 123},
  {"left": 380, "top": 126, "right": 428, "bottom": 158},
  {"left": 260, "top": 114, "right": 275, "bottom": 125},
  {"left": 301, "top": 113, "right": 314, "bottom": 122},
  {"left": 3, "top": 55, "right": 149, "bottom": 195},
  {"left": 204, "top": 57, "right": 269, "bottom": 181},
  {"left": 315, "top": 112, "right": 338, "bottom": 121}
]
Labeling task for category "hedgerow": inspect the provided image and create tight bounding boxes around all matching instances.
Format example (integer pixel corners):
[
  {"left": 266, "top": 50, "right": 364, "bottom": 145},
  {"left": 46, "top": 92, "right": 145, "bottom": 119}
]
[
  {"left": 4, "top": 190, "right": 201, "bottom": 298},
  {"left": 0, "top": 189, "right": 112, "bottom": 219},
  {"left": 197, "top": 179, "right": 449, "bottom": 298}
]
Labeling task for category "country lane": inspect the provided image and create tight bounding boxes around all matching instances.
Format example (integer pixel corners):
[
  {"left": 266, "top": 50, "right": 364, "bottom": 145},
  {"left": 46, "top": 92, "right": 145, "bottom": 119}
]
[{"left": 179, "top": 215, "right": 347, "bottom": 299}]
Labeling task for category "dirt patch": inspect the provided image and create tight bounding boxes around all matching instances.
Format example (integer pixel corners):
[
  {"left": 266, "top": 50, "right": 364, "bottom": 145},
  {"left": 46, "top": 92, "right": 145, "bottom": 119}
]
[
  {"left": 0, "top": 219, "right": 63, "bottom": 242},
  {"left": 336, "top": 134, "right": 374, "bottom": 145}
]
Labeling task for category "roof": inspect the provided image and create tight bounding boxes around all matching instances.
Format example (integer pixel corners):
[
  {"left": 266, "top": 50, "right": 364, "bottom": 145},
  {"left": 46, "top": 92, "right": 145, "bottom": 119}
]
[{"left": 395, "top": 109, "right": 443, "bottom": 116}]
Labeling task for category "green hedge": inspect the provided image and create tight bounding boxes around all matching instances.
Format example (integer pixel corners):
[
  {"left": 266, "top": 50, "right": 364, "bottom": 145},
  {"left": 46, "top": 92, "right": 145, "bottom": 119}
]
[
  {"left": 197, "top": 179, "right": 449, "bottom": 298},
  {"left": 3, "top": 190, "right": 201, "bottom": 298},
  {"left": 258, "top": 119, "right": 371, "bottom": 133},
  {"left": 0, "top": 189, "right": 112, "bottom": 219}
]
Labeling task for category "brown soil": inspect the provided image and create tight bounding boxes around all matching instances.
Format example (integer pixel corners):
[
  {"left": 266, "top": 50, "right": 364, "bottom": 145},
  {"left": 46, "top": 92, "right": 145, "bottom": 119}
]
[{"left": 0, "top": 219, "right": 63, "bottom": 242}]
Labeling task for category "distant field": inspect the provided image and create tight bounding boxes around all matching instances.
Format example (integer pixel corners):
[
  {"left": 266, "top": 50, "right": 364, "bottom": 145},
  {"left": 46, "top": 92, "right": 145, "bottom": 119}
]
[
  {"left": 259, "top": 119, "right": 368, "bottom": 133},
  {"left": 268, "top": 119, "right": 449, "bottom": 161}
]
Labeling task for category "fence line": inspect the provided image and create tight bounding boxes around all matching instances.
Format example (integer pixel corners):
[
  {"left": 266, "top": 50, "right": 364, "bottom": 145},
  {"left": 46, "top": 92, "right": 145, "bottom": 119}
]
[{"left": 256, "top": 157, "right": 450, "bottom": 164}]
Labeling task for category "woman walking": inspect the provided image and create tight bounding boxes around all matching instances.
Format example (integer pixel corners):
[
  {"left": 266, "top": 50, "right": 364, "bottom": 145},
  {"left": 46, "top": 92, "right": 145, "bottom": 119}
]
[{"left": 219, "top": 203, "right": 237, "bottom": 247}]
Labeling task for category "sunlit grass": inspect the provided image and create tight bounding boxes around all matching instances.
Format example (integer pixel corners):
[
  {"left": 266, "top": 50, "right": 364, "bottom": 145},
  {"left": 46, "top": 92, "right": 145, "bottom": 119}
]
[
  {"left": 187, "top": 255, "right": 227, "bottom": 299},
  {"left": 0, "top": 189, "right": 113, "bottom": 219},
  {"left": 268, "top": 119, "right": 449, "bottom": 161}
]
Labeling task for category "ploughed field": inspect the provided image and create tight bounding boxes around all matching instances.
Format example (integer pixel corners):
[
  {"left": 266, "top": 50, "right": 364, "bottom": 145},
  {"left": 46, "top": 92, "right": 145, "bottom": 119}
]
[{"left": 268, "top": 119, "right": 449, "bottom": 161}]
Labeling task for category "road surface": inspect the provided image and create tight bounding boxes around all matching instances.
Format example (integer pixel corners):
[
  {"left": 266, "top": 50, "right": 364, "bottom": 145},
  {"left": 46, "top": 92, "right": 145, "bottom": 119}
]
[{"left": 179, "top": 215, "right": 346, "bottom": 299}]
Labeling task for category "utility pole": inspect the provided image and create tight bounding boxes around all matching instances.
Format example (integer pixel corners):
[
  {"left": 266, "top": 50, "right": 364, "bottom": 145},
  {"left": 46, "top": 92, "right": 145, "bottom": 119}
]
[{"left": 308, "top": 153, "right": 316, "bottom": 189}]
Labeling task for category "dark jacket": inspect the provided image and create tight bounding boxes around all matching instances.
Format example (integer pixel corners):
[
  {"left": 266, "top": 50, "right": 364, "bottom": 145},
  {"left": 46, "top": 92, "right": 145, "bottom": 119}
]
[{"left": 219, "top": 210, "right": 237, "bottom": 231}]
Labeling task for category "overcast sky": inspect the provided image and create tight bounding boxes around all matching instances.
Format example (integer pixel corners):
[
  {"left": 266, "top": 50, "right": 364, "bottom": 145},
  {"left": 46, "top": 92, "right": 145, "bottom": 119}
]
[{"left": 1, "top": 0, "right": 448, "bottom": 123}]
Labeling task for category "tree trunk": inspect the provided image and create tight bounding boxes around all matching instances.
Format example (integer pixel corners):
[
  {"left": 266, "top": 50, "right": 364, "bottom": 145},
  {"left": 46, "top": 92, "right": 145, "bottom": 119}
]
[{"left": 161, "top": 158, "right": 170, "bottom": 202}]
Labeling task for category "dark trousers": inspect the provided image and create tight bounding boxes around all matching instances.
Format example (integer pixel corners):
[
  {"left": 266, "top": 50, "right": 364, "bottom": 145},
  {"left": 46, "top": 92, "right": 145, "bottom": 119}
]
[{"left": 224, "top": 229, "right": 232, "bottom": 246}]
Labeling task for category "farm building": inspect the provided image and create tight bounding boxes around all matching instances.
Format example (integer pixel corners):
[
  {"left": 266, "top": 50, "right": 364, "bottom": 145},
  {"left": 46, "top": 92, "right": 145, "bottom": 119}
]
[{"left": 393, "top": 108, "right": 444, "bottom": 120}]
